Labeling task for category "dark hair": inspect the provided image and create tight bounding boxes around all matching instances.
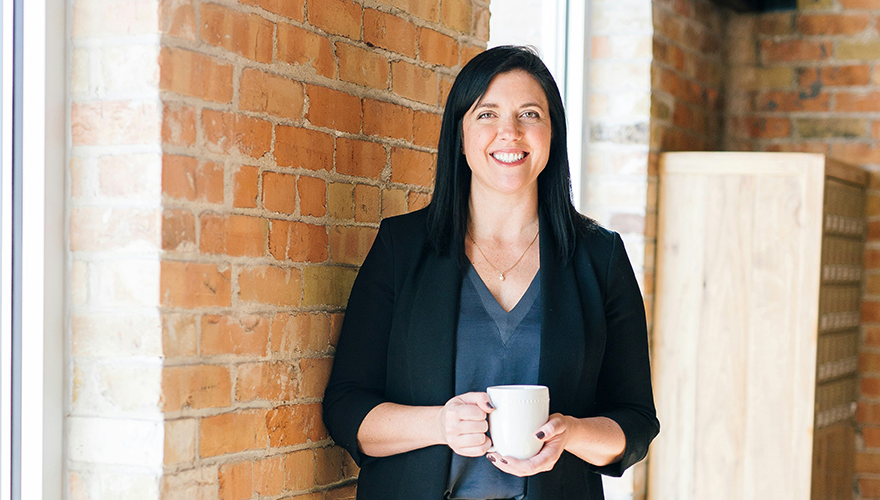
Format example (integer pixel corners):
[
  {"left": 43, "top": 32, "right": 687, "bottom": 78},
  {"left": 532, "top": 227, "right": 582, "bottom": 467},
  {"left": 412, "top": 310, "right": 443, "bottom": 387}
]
[{"left": 426, "top": 45, "right": 589, "bottom": 265}]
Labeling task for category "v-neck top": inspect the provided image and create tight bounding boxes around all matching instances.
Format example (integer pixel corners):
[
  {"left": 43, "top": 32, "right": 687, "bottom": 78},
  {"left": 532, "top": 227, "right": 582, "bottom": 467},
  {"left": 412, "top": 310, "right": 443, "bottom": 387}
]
[{"left": 446, "top": 264, "right": 542, "bottom": 500}]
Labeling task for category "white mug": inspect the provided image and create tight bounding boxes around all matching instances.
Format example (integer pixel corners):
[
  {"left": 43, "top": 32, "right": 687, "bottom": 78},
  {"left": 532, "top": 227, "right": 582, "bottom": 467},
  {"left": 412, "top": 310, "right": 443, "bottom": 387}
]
[{"left": 486, "top": 385, "right": 550, "bottom": 460}]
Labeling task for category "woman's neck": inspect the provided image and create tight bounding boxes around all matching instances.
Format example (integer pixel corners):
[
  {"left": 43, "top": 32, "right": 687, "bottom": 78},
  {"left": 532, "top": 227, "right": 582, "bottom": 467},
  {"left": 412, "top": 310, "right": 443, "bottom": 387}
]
[{"left": 468, "top": 185, "right": 540, "bottom": 241}]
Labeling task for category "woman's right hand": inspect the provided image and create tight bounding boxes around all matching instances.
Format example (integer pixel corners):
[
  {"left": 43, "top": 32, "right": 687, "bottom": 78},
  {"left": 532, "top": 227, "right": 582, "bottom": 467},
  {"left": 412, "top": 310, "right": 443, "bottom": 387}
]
[{"left": 439, "top": 392, "right": 495, "bottom": 457}]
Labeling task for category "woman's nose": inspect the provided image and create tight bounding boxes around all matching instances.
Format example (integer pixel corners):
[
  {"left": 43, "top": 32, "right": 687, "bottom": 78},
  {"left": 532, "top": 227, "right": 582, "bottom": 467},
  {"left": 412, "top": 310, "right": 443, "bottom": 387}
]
[{"left": 497, "top": 116, "right": 522, "bottom": 140}]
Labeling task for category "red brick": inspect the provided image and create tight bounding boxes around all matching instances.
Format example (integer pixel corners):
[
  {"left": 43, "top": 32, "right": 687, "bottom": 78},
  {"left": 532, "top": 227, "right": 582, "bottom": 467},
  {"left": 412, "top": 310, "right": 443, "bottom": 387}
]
[
  {"left": 866, "top": 301, "right": 880, "bottom": 322},
  {"left": 277, "top": 23, "right": 335, "bottom": 79},
  {"left": 739, "top": 117, "right": 791, "bottom": 139},
  {"left": 306, "top": 86, "right": 362, "bottom": 134},
  {"left": 219, "top": 462, "right": 252, "bottom": 500},
  {"left": 326, "top": 484, "right": 357, "bottom": 500},
  {"left": 241, "top": 0, "right": 304, "bottom": 21},
  {"left": 859, "top": 401, "right": 880, "bottom": 424},
  {"left": 364, "top": 9, "right": 417, "bottom": 58},
  {"left": 460, "top": 45, "right": 483, "bottom": 68},
  {"left": 761, "top": 40, "right": 831, "bottom": 63},
  {"left": 797, "top": 13, "right": 870, "bottom": 35},
  {"left": 202, "top": 110, "right": 272, "bottom": 159},
  {"left": 162, "top": 156, "right": 224, "bottom": 203},
  {"left": 236, "top": 361, "right": 298, "bottom": 402},
  {"left": 755, "top": 12, "right": 794, "bottom": 35},
  {"left": 308, "top": 0, "right": 361, "bottom": 39},
  {"left": 238, "top": 266, "right": 302, "bottom": 306},
  {"left": 413, "top": 111, "right": 441, "bottom": 148},
  {"left": 864, "top": 377, "right": 880, "bottom": 398},
  {"left": 71, "top": 101, "right": 160, "bottom": 146},
  {"left": 857, "top": 452, "right": 880, "bottom": 473},
  {"left": 266, "top": 404, "right": 326, "bottom": 447},
  {"left": 836, "top": 92, "right": 880, "bottom": 112},
  {"left": 338, "top": 43, "right": 389, "bottom": 89},
  {"left": 798, "top": 65, "right": 871, "bottom": 87},
  {"left": 440, "top": 0, "right": 471, "bottom": 32},
  {"left": 253, "top": 456, "right": 285, "bottom": 496},
  {"left": 160, "top": 0, "right": 197, "bottom": 40},
  {"left": 418, "top": 27, "right": 459, "bottom": 67},
  {"left": 392, "top": 60, "right": 438, "bottom": 105},
  {"left": 161, "top": 261, "right": 232, "bottom": 308},
  {"left": 300, "top": 357, "right": 333, "bottom": 399},
  {"left": 872, "top": 221, "right": 880, "bottom": 240},
  {"left": 354, "top": 184, "right": 380, "bottom": 222},
  {"left": 200, "top": 410, "right": 269, "bottom": 457},
  {"left": 271, "top": 313, "right": 331, "bottom": 356},
  {"left": 274, "top": 126, "right": 333, "bottom": 170},
  {"left": 757, "top": 91, "right": 830, "bottom": 112},
  {"left": 391, "top": 147, "right": 435, "bottom": 186},
  {"left": 262, "top": 171, "right": 297, "bottom": 214},
  {"left": 329, "top": 226, "right": 378, "bottom": 265},
  {"left": 867, "top": 250, "right": 880, "bottom": 271},
  {"left": 159, "top": 48, "right": 233, "bottom": 103},
  {"left": 201, "top": 314, "right": 270, "bottom": 357},
  {"left": 860, "top": 477, "right": 880, "bottom": 498},
  {"left": 841, "top": 0, "right": 880, "bottom": 6},
  {"left": 298, "top": 176, "right": 327, "bottom": 217},
  {"left": 766, "top": 143, "right": 829, "bottom": 155},
  {"left": 829, "top": 143, "right": 880, "bottom": 165},
  {"left": 671, "top": 103, "right": 707, "bottom": 132},
  {"left": 393, "top": 0, "right": 439, "bottom": 22},
  {"left": 162, "top": 103, "right": 197, "bottom": 146},
  {"left": 239, "top": 69, "right": 305, "bottom": 120},
  {"left": 200, "top": 3, "right": 273, "bottom": 63},
  {"left": 233, "top": 166, "right": 260, "bottom": 209},
  {"left": 163, "top": 210, "right": 196, "bottom": 252},
  {"left": 284, "top": 450, "right": 316, "bottom": 491},
  {"left": 363, "top": 99, "right": 413, "bottom": 141},
  {"left": 162, "top": 365, "right": 232, "bottom": 411},
  {"left": 200, "top": 214, "right": 267, "bottom": 257},
  {"left": 336, "top": 137, "right": 386, "bottom": 179},
  {"left": 316, "top": 446, "right": 344, "bottom": 485},
  {"left": 872, "top": 121, "right": 880, "bottom": 139},
  {"left": 268, "top": 220, "right": 328, "bottom": 263},
  {"left": 864, "top": 426, "right": 880, "bottom": 448},
  {"left": 409, "top": 191, "right": 431, "bottom": 211}
]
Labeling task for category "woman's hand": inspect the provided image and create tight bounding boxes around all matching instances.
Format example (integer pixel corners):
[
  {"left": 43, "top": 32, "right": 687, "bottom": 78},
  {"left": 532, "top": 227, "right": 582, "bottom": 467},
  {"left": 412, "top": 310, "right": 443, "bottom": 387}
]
[
  {"left": 486, "top": 413, "right": 572, "bottom": 476},
  {"left": 439, "top": 392, "right": 495, "bottom": 457}
]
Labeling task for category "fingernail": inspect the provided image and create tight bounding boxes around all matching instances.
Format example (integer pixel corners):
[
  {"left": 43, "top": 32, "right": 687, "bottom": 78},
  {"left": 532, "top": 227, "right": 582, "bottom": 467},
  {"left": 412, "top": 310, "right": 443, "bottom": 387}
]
[
  {"left": 499, "top": 458, "right": 508, "bottom": 464},
  {"left": 487, "top": 455, "right": 496, "bottom": 462},
  {"left": 487, "top": 402, "right": 496, "bottom": 409},
  {"left": 536, "top": 431, "right": 545, "bottom": 440}
]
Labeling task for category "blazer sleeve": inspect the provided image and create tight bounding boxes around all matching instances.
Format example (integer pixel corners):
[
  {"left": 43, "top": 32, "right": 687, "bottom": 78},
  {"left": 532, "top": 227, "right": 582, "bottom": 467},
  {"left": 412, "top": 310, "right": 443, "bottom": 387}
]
[
  {"left": 591, "top": 232, "right": 660, "bottom": 476},
  {"left": 322, "top": 219, "right": 396, "bottom": 466}
]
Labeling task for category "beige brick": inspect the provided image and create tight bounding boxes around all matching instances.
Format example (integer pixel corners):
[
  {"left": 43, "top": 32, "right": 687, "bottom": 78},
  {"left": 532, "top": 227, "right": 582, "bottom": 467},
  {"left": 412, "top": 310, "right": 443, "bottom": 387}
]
[
  {"left": 328, "top": 183, "right": 354, "bottom": 220},
  {"left": 71, "top": 49, "right": 89, "bottom": 95},
  {"left": 93, "top": 259, "right": 160, "bottom": 308},
  {"left": 270, "top": 313, "right": 331, "bottom": 356},
  {"left": 382, "top": 188, "right": 407, "bottom": 218},
  {"left": 354, "top": 184, "right": 380, "bottom": 222},
  {"left": 71, "top": 260, "right": 88, "bottom": 307},
  {"left": 796, "top": 118, "right": 867, "bottom": 139},
  {"left": 100, "top": 45, "right": 160, "bottom": 93},
  {"left": 72, "top": 313, "right": 162, "bottom": 357},
  {"left": 73, "top": 0, "right": 159, "bottom": 36},
  {"left": 98, "top": 154, "right": 162, "bottom": 199},
  {"left": 69, "top": 416, "right": 163, "bottom": 467},
  {"left": 238, "top": 266, "right": 302, "bottom": 307},
  {"left": 302, "top": 266, "right": 358, "bottom": 307},
  {"left": 71, "top": 101, "right": 160, "bottom": 146},
  {"left": 69, "top": 470, "right": 161, "bottom": 500},
  {"left": 329, "top": 226, "right": 378, "bottom": 265},
  {"left": 165, "top": 419, "right": 197, "bottom": 466},
  {"left": 838, "top": 40, "right": 880, "bottom": 61},
  {"left": 162, "top": 313, "right": 198, "bottom": 358},
  {"left": 70, "top": 207, "right": 161, "bottom": 252},
  {"left": 162, "top": 466, "right": 219, "bottom": 500}
]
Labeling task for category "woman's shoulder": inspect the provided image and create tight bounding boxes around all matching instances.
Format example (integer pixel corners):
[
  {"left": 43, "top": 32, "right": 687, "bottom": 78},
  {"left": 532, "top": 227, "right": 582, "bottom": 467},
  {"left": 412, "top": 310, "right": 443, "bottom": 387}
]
[{"left": 379, "top": 207, "right": 430, "bottom": 236}]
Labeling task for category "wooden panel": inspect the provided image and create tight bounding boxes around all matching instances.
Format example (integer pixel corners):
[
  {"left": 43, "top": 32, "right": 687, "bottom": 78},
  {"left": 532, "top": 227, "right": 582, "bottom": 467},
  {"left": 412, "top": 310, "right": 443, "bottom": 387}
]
[
  {"left": 650, "top": 152, "right": 826, "bottom": 500},
  {"left": 811, "top": 422, "right": 855, "bottom": 500}
]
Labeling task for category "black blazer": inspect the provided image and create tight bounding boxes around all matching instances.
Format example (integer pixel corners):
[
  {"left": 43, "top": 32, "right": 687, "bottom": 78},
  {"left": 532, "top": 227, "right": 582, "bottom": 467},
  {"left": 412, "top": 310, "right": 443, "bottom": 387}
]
[{"left": 323, "top": 208, "right": 659, "bottom": 499}]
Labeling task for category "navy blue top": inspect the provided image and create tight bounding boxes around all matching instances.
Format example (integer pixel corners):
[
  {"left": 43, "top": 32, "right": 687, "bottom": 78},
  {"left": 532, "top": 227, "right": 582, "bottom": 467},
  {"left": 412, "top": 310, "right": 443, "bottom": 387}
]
[{"left": 446, "top": 264, "right": 542, "bottom": 500}]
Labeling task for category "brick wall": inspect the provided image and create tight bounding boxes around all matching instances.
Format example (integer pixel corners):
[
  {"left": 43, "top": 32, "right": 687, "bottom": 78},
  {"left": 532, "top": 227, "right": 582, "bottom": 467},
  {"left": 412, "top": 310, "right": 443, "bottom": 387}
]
[
  {"left": 721, "top": 2, "right": 880, "bottom": 498},
  {"left": 69, "top": 0, "right": 489, "bottom": 498}
]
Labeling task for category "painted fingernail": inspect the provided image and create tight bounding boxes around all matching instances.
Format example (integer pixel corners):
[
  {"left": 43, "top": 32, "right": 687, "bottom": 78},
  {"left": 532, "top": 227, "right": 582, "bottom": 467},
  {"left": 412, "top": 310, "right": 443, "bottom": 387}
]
[
  {"left": 487, "top": 455, "right": 496, "bottom": 462},
  {"left": 536, "top": 431, "right": 545, "bottom": 439},
  {"left": 487, "top": 402, "right": 496, "bottom": 409},
  {"left": 499, "top": 458, "right": 508, "bottom": 464}
]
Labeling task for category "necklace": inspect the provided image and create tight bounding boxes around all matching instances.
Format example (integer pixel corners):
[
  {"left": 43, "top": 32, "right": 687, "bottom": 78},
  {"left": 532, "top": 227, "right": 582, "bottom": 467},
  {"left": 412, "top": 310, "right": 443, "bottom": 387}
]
[{"left": 467, "top": 226, "right": 539, "bottom": 282}]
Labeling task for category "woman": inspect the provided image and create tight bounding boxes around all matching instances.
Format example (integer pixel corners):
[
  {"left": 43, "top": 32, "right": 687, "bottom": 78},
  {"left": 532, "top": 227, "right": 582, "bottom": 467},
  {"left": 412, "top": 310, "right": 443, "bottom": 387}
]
[{"left": 323, "top": 46, "right": 658, "bottom": 499}]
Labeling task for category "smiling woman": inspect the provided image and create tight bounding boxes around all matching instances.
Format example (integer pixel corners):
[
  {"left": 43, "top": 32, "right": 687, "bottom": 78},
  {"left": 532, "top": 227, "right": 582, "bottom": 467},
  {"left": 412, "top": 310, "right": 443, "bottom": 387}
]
[{"left": 323, "top": 46, "right": 658, "bottom": 500}]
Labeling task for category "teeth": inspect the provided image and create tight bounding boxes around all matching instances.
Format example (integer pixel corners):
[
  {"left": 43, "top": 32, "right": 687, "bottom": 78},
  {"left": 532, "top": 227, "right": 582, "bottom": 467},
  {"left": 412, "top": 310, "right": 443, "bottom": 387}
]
[{"left": 492, "top": 152, "right": 525, "bottom": 163}]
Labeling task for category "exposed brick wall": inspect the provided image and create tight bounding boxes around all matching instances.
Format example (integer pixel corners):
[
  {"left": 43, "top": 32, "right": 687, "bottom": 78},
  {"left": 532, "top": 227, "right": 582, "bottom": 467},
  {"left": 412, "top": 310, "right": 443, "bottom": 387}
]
[
  {"left": 69, "top": 0, "right": 489, "bottom": 498},
  {"left": 721, "top": 2, "right": 880, "bottom": 497}
]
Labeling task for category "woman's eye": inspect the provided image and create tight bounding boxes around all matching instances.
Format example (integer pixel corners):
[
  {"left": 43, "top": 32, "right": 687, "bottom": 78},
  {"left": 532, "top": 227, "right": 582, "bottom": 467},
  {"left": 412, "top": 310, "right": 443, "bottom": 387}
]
[
  {"left": 477, "top": 112, "right": 494, "bottom": 119},
  {"left": 522, "top": 111, "right": 540, "bottom": 119}
]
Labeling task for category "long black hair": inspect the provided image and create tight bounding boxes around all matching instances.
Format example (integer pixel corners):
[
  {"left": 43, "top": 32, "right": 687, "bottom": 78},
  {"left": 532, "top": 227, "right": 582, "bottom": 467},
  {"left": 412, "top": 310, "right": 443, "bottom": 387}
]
[{"left": 426, "top": 45, "right": 589, "bottom": 265}]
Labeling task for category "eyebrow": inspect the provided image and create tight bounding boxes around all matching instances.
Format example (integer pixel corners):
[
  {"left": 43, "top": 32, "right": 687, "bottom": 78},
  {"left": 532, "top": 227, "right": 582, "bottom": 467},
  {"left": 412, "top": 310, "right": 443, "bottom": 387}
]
[{"left": 473, "top": 101, "right": 546, "bottom": 110}]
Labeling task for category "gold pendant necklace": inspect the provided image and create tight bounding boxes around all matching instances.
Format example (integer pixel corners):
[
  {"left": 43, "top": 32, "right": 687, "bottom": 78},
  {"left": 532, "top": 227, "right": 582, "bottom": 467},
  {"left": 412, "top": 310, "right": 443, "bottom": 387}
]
[{"left": 467, "top": 227, "right": 539, "bottom": 281}]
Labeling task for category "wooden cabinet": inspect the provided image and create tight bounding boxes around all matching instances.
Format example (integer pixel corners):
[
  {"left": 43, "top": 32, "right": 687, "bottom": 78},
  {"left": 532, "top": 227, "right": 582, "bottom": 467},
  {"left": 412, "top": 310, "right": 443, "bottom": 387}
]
[{"left": 648, "top": 153, "right": 866, "bottom": 500}]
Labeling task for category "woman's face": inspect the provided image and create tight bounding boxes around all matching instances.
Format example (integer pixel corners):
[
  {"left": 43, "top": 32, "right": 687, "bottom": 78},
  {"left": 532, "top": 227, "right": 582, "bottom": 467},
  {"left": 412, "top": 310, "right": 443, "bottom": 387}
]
[{"left": 461, "top": 70, "right": 552, "bottom": 199}]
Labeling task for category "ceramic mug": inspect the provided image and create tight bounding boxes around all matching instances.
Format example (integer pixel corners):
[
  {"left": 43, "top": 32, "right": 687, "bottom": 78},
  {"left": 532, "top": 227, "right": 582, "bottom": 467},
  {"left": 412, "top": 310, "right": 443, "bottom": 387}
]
[{"left": 486, "top": 385, "right": 550, "bottom": 460}]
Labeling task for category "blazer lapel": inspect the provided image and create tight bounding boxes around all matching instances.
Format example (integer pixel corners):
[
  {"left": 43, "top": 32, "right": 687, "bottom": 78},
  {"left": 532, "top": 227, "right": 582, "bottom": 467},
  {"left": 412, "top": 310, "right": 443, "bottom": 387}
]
[
  {"left": 538, "top": 213, "right": 585, "bottom": 413},
  {"left": 405, "top": 249, "right": 463, "bottom": 406}
]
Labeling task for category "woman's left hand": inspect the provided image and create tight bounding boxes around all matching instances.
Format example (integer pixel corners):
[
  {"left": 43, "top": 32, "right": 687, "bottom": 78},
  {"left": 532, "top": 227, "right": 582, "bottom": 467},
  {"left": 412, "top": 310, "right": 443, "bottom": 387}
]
[{"left": 485, "top": 413, "right": 572, "bottom": 477}]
